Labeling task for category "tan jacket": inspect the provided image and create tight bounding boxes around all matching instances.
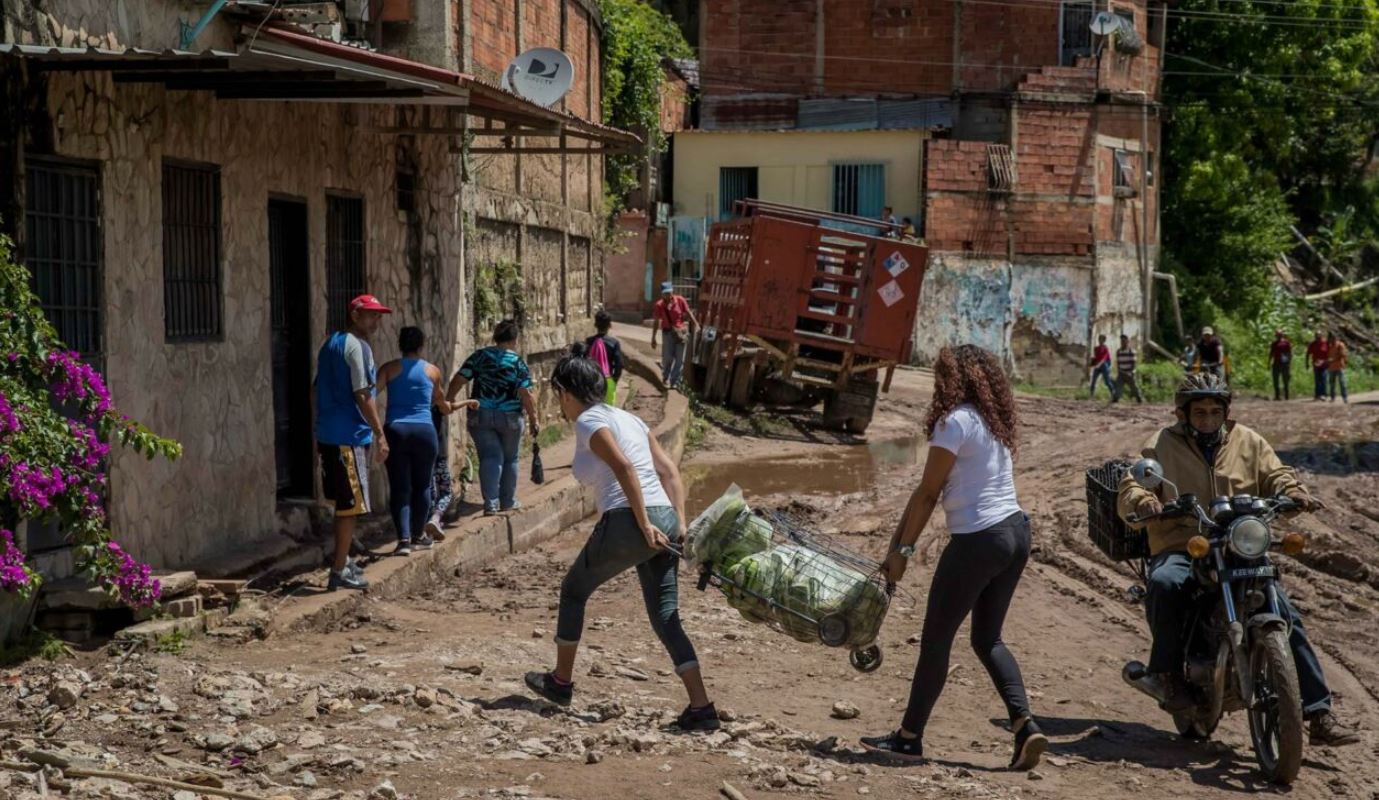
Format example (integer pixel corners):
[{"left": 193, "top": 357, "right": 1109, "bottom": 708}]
[{"left": 1117, "top": 421, "right": 1310, "bottom": 555}]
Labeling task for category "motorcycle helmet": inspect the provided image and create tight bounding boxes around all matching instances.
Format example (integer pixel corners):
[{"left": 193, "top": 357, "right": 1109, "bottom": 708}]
[{"left": 1174, "top": 371, "right": 1232, "bottom": 412}]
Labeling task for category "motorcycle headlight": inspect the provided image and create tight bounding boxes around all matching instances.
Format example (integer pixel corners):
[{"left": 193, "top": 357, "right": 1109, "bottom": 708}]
[{"left": 1228, "top": 517, "right": 1271, "bottom": 559}]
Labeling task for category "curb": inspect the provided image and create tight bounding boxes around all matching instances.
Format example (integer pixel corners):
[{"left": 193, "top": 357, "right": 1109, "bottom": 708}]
[{"left": 270, "top": 390, "right": 692, "bottom": 634}]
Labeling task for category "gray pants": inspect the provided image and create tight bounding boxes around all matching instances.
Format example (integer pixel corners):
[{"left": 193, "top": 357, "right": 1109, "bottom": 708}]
[
  {"left": 660, "top": 333, "right": 686, "bottom": 388},
  {"left": 1114, "top": 372, "right": 1143, "bottom": 403},
  {"left": 555, "top": 507, "right": 699, "bottom": 674}
]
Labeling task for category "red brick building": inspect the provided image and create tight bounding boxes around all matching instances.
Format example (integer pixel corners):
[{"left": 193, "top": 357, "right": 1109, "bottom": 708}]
[{"left": 696, "top": 0, "right": 1165, "bottom": 382}]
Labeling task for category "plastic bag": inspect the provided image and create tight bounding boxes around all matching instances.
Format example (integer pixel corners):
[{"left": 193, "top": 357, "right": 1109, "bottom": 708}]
[
  {"left": 530, "top": 443, "right": 545, "bottom": 485},
  {"left": 686, "top": 484, "right": 772, "bottom": 569}
]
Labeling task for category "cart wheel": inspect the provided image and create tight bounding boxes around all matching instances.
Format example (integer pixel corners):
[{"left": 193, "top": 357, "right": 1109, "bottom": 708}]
[
  {"left": 850, "top": 645, "right": 883, "bottom": 673},
  {"left": 819, "top": 614, "right": 851, "bottom": 647}
]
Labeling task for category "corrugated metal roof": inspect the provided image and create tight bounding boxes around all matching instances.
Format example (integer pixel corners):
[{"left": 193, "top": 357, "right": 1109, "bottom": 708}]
[
  {"left": 797, "top": 97, "right": 952, "bottom": 131},
  {"left": 0, "top": 36, "right": 639, "bottom": 146},
  {"left": 664, "top": 58, "right": 700, "bottom": 89}
]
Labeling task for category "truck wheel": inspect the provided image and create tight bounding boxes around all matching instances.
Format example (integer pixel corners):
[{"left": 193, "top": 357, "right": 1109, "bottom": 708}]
[
  {"left": 822, "top": 378, "right": 878, "bottom": 434},
  {"left": 728, "top": 357, "right": 756, "bottom": 409}
]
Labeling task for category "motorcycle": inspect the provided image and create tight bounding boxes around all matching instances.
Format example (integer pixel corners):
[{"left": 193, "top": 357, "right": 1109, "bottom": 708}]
[{"left": 1121, "top": 459, "right": 1309, "bottom": 784}]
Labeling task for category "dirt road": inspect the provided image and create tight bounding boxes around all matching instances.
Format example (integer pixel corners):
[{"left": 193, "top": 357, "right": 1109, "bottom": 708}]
[{"left": 3, "top": 370, "right": 1376, "bottom": 800}]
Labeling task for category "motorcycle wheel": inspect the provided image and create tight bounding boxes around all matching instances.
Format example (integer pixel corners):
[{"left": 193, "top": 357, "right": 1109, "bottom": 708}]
[{"left": 1247, "top": 629, "right": 1304, "bottom": 785}]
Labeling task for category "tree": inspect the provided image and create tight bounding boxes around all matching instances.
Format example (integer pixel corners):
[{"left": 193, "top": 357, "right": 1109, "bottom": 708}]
[
  {"left": 599, "top": 0, "right": 693, "bottom": 210},
  {"left": 1162, "top": 0, "right": 1379, "bottom": 316},
  {"left": 0, "top": 232, "right": 180, "bottom": 607}
]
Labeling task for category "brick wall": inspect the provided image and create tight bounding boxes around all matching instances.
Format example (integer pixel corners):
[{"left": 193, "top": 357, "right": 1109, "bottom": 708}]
[
  {"left": 954, "top": 2, "right": 1059, "bottom": 93},
  {"left": 701, "top": 0, "right": 818, "bottom": 98},
  {"left": 470, "top": 0, "right": 517, "bottom": 81},
  {"left": 566, "top": 4, "right": 591, "bottom": 119},
  {"left": 821, "top": 0, "right": 951, "bottom": 95}
]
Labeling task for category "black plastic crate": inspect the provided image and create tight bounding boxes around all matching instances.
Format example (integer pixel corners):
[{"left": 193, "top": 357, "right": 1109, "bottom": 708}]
[{"left": 1086, "top": 460, "right": 1149, "bottom": 562}]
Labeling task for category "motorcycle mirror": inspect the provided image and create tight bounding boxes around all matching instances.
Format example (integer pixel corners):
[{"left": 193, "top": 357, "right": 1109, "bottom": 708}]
[{"left": 1131, "top": 459, "right": 1165, "bottom": 491}]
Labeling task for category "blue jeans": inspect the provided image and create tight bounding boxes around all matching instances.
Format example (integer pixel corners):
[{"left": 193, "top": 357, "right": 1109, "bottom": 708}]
[
  {"left": 555, "top": 507, "right": 699, "bottom": 674},
  {"left": 1329, "top": 369, "right": 1348, "bottom": 402},
  {"left": 1146, "top": 552, "right": 1332, "bottom": 715},
  {"left": 1089, "top": 363, "right": 1115, "bottom": 399},
  {"left": 660, "top": 333, "right": 686, "bottom": 388},
  {"left": 468, "top": 408, "right": 524, "bottom": 511},
  {"left": 383, "top": 422, "right": 438, "bottom": 542},
  {"left": 1313, "top": 366, "right": 1328, "bottom": 400}
]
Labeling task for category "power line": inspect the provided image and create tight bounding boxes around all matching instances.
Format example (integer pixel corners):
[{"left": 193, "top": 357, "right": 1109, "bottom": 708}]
[{"left": 947, "top": 0, "right": 1379, "bottom": 29}]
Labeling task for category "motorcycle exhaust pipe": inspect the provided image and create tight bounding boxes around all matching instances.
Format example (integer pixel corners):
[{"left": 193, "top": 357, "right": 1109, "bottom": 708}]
[{"left": 1122, "top": 660, "right": 1167, "bottom": 704}]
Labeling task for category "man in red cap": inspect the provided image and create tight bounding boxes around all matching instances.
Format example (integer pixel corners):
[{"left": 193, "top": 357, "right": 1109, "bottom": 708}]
[{"left": 314, "top": 294, "right": 392, "bottom": 591}]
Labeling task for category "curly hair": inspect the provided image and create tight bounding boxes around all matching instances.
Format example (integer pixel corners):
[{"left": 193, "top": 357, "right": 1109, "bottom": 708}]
[{"left": 923, "top": 344, "right": 1019, "bottom": 455}]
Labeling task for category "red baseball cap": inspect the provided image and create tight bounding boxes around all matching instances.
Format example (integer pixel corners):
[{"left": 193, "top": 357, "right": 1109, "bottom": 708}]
[{"left": 349, "top": 294, "right": 392, "bottom": 314}]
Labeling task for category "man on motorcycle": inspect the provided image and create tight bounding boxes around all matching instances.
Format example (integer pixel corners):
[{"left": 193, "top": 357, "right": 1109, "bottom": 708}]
[{"left": 1117, "top": 373, "right": 1359, "bottom": 746}]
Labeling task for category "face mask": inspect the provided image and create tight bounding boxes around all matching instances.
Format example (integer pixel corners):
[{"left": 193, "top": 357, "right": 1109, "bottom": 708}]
[{"left": 1193, "top": 425, "right": 1223, "bottom": 453}]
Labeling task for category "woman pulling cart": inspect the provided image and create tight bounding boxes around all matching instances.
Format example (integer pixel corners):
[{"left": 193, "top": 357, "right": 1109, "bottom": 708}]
[{"left": 524, "top": 353, "right": 721, "bottom": 731}]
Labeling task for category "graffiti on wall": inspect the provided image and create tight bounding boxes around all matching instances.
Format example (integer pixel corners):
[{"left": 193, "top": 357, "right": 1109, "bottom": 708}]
[
  {"left": 912, "top": 256, "right": 1013, "bottom": 360},
  {"left": 913, "top": 255, "right": 1101, "bottom": 375},
  {"left": 1010, "top": 264, "right": 1091, "bottom": 343}
]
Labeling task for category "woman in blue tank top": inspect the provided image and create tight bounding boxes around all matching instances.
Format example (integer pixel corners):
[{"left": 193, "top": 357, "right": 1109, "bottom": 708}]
[{"left": 378, "top": 327, "right": 475, "bottom": 555}]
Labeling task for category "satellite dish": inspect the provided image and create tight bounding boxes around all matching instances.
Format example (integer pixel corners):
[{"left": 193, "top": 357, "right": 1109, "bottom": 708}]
[
  {"left": 502, "top": 48, "right": 575, "bottom": 108},
  {"left": 1089, "top": 11, "right": 1122, "bottom": 36}
]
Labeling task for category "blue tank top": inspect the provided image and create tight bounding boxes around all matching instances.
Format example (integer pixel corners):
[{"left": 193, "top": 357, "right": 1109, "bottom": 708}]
[{"left": 385, "top": 358, "right": 435, "bottom": 426}]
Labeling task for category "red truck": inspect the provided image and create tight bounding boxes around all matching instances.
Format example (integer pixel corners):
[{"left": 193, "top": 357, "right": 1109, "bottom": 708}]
[{"left": 688, "top": 200, "right": 929, "bottom": 434}]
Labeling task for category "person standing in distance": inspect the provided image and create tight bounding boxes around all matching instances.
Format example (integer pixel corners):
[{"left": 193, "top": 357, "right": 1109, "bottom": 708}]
[
  {"left": 315, "top": 294, "right": 391, "bottom": 592},
  {"left": 650, "top": 282, "right": 697, "bottom": 389}
]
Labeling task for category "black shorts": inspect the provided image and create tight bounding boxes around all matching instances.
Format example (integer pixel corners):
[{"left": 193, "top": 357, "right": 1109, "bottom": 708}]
[{"left": 318, "top": 443, "right": 371, "bottom": 517}]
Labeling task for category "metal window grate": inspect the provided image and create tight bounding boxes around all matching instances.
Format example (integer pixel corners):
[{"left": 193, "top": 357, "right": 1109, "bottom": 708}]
[
  {"left": 986, "top": 144, "right": 1016, "bottom": 193},
  {"left": 162, "top": 162, "right": 223, "bottom": 342},
  {"left": 1060, "top": 1, "right": 1094, "bottom": 66},
  {"left": 24, "top": 158, "right": 103, "bottom": 360},
  {"left": 719, "top": 167, "right": 758, "bottom": 220},
  {"left": 326, "top": 195, "right": 367, "bottom": 332},
  {"left": 832, "top": 163, "right": 886, "bottom": 218},
  {"left": 1113, "top": 149, "right": 1137, "bottom": 196}
]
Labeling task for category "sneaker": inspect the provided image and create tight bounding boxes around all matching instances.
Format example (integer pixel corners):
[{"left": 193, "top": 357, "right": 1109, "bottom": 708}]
[
  {"left": 502, "top": 500, "right": 523, "bottom": 512},
  {"left": 413, "top": 533, "right": 435, "bottom": 550},
  {"left": 483, "top": 504, "right": 500, "bottom": 517},
  {"left": 393, "top": 540, "right": 413, "bottom": 557},
  {"left": 327, "top": 569, "right": 369, "bottom": 592},
  {"left": 524, "top": 671, "right": 573, "bottom": 707},
  {"left": 345, "top": 557, "right": 364, "bottom": 578},
  {"left": 860, "top": 730, "right": 924, "bottom": 762},
  {"left": 1010, "top": 717, "right": 1048, "bottom": 770},
  {"left": 675, "top": 703, "right": 722, "bottom": 732},
  {"left": 424, "top": 519, "right": 446, "bottom": 542},
  {"left": 1308, "top": 711, "right": 1360, "bottom": 747}
]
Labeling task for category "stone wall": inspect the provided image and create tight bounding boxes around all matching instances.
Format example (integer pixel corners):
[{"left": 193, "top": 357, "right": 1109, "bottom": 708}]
[{"left": 25, "top": 71, "right": 467, "bottom": 570}]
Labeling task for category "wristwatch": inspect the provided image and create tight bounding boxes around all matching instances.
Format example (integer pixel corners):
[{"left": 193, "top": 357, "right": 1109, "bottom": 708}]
[{"left": 895, "top": 544, "right": 915, "bottom": 559}]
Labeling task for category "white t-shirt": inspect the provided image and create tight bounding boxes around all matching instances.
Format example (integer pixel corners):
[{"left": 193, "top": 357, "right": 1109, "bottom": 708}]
[
  {"left": 572, "top": 404, "right": 673, "bottom": 515},
  {"left": 927, "top": 404, "right": 1022, "bottom": 534}
]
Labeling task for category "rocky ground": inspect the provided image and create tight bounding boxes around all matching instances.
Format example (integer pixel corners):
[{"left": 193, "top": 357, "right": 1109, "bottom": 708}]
[{"left": 2, "top": 368, "right": 1376, "bottom": 800}]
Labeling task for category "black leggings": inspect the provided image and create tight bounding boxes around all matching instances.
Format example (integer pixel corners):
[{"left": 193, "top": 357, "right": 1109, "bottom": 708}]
[{"left": 902, "top": 511, "right": 1033, "bottom": 736}]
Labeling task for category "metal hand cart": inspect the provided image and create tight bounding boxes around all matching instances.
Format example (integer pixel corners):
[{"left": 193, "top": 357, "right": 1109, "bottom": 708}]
[{"left": 692, "top": 511, "right": 895, "bottom": 673}]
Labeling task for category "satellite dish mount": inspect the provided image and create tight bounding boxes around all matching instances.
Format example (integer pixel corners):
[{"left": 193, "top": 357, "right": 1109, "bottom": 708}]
[{"left": 1089, "top": 11, "right": 1122, "bottom": 36}]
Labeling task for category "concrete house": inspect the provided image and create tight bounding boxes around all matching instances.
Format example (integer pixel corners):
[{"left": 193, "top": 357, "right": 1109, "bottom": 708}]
[
  {"left": 677, "top": 0, "right": 1165, "bottom": 382},
  {"left": 0, "top": 0, "right": 634, "bottom": 575}
]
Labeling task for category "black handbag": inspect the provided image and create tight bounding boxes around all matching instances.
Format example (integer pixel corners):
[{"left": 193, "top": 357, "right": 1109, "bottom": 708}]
[{"left": 530, "top": 442, "right": 545, "bottom": 485}]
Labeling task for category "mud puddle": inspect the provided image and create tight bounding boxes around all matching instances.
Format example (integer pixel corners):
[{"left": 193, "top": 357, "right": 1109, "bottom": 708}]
[{"left": 685, "top": 436, "right": 925, "bottom": 508}]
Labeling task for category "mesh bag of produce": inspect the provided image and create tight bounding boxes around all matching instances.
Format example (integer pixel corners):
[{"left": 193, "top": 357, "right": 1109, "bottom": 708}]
[
  {"left": 686, "top": 484, "right": 774, "bottom": 570},
  {"left": 722, "top": 542, "right": 890, "bottom": 647}
]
